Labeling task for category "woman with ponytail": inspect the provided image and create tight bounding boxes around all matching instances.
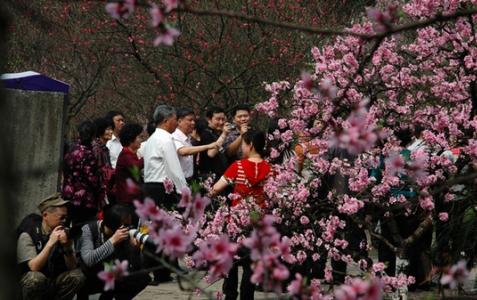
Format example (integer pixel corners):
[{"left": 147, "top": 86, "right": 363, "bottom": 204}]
[
  {"left": 211, "top": 129, "right": 271, "bottom": 300},
  {"left": 211, "top": 128, "right": 271, "bottom": 207}
]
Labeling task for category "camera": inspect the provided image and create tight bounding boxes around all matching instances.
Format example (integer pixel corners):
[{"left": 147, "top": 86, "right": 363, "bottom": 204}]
[
  {"left": 129, "top": 228, "right": 153, "bottom": 246},
  {"left": 227, "top": 124, "right": 236, "bottom": 130},
  {"left": 62, "top": 224, "right": 82, "bottom": 240}
]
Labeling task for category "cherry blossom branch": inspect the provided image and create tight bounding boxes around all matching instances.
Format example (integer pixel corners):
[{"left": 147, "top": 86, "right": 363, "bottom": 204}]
[
  {"left": 401, "top": 216, "right": 433, "bottom": 254},
  {"left": 179, "top": 5, "right": 477, "bottom": 41},
  {"left": 374, "top": 8, "right": 477, "bottom": 39},
  {"left": 177, "top": 5, "right": 361, "bottom": 37}
]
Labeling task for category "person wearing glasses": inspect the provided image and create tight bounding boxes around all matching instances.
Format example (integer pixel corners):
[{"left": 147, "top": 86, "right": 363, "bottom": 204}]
[{"left": 16, "top": 193, "right": 85, "bottom": 300}]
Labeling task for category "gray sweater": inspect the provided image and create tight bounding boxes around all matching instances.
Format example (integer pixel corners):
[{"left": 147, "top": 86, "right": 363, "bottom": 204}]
[{"left": 78, "top": 221, "right": 115, "bottom": 267}]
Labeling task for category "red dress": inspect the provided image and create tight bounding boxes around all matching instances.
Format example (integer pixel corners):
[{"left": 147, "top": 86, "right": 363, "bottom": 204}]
[{"left": 223, "top": 159, "right": 271, "bottom": 207}]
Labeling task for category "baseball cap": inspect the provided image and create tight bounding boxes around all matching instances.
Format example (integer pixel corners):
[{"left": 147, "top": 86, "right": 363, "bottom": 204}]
[{"left": 38, "top": 192, "right": 69, "bottom": 212}]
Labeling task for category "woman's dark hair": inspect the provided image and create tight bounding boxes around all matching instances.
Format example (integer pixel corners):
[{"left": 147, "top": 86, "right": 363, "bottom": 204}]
[
  {"left": 105, "top": 111, "right": 124, "bottom": 130},
  {"left": 103, "top": 204, "right": 133, "bottom": 232},
  {"left": 119, "top": 123, "right": 143, "bottom": 147},
  {"left": 77, "top": 121, "right": 95, "bottom": 146},
  {"left": 395, "top": 127, "right": 412, "bottom": 147},
  {"left": 93, "top": 117, "right": 113, "bottom": 138},
  {"left": 242, "top": 129, "right": 267, "bottom": 157},
  {"left": 146, "top": 120, "right": 156, "bottom": 136}
]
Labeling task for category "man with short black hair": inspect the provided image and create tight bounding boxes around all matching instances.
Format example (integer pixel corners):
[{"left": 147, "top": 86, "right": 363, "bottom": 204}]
[
  {"left": 17, "top": 193, "right": 85, "bottom": 300},
  {"left": 223, "top": 104, "right": 251, "bottom": 163},
  {"left": 172, "top": 108, "right": 223, "bottom": 181},
  {"left": 197, "top": 106, "right": 231, "bottom": 179},
  {"left": 105, "top": 111, "right": 125, "bottom": 168}
]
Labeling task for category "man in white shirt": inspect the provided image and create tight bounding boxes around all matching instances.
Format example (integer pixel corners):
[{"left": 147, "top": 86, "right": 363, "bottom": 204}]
[
  {"left": 143, "top": 105, "right": 187, "bottom": 210},
  {"left": 105, "top": 111, "right": 125, "bottom": 168},
  {"left": 172, "top": 108, "right": 222, "bottom": 182}
]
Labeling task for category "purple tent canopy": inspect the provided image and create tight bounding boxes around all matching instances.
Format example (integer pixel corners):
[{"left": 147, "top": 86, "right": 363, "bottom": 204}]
[{"left": 1, "top": 71, "right": 69, "bottom": 94}]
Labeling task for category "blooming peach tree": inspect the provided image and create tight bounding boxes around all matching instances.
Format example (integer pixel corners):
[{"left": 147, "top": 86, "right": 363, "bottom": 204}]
[{"left": 99, "top": 0, "right": 477, "bottom": 298}]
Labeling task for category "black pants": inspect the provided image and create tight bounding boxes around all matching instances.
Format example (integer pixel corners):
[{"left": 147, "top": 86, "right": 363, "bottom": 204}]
[
  {"left": 143, "top": 182, "right": 179, "bottom": 210},
  {"left": 223, "top": 256, "right": 255, "bottom": 300},
  {"left": 378, "top": 215, "right": 432, "bottom": 286},
  {"left": 143, "top": 182, "right": 180, "bottom": 281}
]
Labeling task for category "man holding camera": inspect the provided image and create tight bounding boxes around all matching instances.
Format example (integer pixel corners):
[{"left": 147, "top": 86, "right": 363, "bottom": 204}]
[
  {"left": 197, "top": 106, "right": 232, "bottom": 179},
  {"left": 77, "top": 204, "right": 149, "bottom": 300},
  {"left": 223, "top": 104, "right": 251, "bottom": 164},
  {"left": 16, "top": 193, "right": 85, "bottom": 300}
]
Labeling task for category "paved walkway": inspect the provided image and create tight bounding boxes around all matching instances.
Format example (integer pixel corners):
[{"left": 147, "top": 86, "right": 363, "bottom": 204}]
[{"left": 134, "top": 268, "right": 477, "bottom": 299}]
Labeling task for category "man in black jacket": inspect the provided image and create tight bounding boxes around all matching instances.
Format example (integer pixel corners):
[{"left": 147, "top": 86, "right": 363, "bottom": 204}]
[{"left": 16, "top": 193, "right": 85, "bottom": 300}]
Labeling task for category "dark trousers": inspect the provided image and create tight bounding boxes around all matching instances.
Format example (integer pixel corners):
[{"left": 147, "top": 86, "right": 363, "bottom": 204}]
[
  {"left": 223, "top": 257, "right": 255, "bottom": 300},
  {"left": 143, "top": 182, "right": 179, "bottom": 210},
  {"left": 20, "top": 269, "right": 85, "bottom": 300},
  {"left": 333, "top": 218, "right": 369, "bottom": 284},
  {"left": 143, "top": 182, "right": 179, "bottom": 281},
  {"left": 378, "top": 215, "right": 432, "bottom": 286}
]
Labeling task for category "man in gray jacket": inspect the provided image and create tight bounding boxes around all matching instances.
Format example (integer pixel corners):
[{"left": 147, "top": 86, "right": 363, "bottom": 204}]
[{"left": 77, "top": 204, "right": 149, "bottom": 300}]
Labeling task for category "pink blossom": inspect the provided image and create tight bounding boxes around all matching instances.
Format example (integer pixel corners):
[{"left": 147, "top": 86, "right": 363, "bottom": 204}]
[
  {"left": 334, "top": 107, "right": 377, "bottom": 155},
  {"left": 300, "top": 215, "right": 310, "bottom": 225},
  {"left": 97, "top": 268, "right": 115, "bottom": 291},
  {"left": 149, "top": 3, "right": 164, "bottom": 27},
  {"left": 97, "top": 259, "right": 129, "bottom": 291},
  {"left": 440, "top": 260, "right": 469, "bottom": 289},
  {"left": 384, "top": 153, "right": 405, "bottom": 176},
  {"left": 319, "top": 77, "right": 338, "bottom": 99},
  {"left": 419, "top": 195, "right": 435, "bottom": 211},
  {"left": 192, "top": 235, "right": 237, "bottom": 282},
  {"left": 134, "top": 198, "right": 160, "bottom": 221},
  {"left": 163, "top": 178, "right": 175, "bottom": 194},
  {"left": 335, "top": 278, "right": 382, "bottom": 300},
  {"left": 372, "top": 262, "right": 385, "bottom": 273},
  {"left": 154, "top": 27, "right": 181, "bottom": 47},
  {"left": 338, "top": 195, "right": 364, "bottom": 215},
  {"left": 105, "top": 0, "right": 135, "bottom": 20},
  {"left": 287, "top": 273, "right": 304, "bottom": 295},
  {"left": 162, "top": 0, "right": 180, "bottom": 13},
  {"left": 125, "top": 178, "right": 139, "bottom": 194},
  {"left": 157, "top": 226, "right": 194, "bottom": 258},
  {"left": 366, "top": 5, "right": 397, "bottom": 33},
  {"left": 438, "top": 212, "right": 449, "bottom": 222}
]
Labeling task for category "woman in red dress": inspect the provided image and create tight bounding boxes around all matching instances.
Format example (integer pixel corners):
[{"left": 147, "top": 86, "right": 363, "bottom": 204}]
[
  {"left": 212, "top": 129, "right": 270, "bottom": 205},
  {"left": 211, "top": 129, "right": 270, "bottom": 300},
  {"left": 114, "top": 123, "right": 144, "bottom": 208}
]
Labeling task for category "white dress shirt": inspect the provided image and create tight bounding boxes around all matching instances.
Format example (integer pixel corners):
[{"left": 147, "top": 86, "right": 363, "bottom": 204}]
[
  {"left": 137, "top": 141, "right": 147, "bottom": 159},
  {"left": 106, "top": 134, "right": 122, "bottom": 168},
  {"left": 172, "top": 128, "right": 194, "bottom": 178},
  {"left": 143, "top": 128, "right": 187, "bottom": 193}
]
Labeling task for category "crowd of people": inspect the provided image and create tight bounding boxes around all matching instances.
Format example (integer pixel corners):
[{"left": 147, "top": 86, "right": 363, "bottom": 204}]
[{"left": 16, "top": 103, "right": 273, "bottom": 300}]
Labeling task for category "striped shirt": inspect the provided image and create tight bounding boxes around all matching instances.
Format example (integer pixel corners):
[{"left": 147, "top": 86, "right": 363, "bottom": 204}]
[{"left": 78, "top": 221, "right": 115, "bottom": 267}]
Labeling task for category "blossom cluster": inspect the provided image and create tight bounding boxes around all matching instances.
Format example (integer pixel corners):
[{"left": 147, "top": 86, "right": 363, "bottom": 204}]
[{"left": 105, "top": 0, "right": 182, "bottom": 46}]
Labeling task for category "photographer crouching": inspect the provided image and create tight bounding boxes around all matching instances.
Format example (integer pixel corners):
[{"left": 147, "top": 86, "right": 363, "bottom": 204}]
[
  {"left": 77, "top": 204, "right": 150, "bottom": 300},
  {"left": 16, "top": 193, "right": 85, "bottom": 300}
]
